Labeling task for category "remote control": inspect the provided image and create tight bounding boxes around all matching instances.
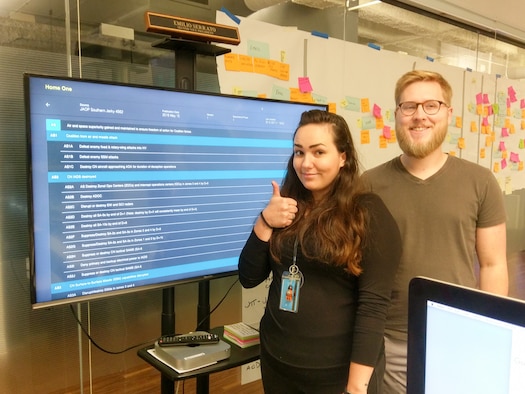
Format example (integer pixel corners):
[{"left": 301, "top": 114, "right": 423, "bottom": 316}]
[{"left": 158, "top": 331, "right": 220, "bottom": 347}]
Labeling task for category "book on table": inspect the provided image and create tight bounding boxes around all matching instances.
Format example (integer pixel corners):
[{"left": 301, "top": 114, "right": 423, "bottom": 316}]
[{"left": 223, "top": 322, "right": 260, "bottom": 348}]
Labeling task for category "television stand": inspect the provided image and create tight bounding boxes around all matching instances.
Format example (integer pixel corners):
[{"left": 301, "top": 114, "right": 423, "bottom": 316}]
[
  {"left": 138, "top": 326, "right": 260, "bottom": 393},
  {"left": 150, "top": 36, "right": 232, "bottom": 394}
]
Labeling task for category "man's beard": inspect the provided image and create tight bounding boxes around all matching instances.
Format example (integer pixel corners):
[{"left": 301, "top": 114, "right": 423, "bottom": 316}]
[{"left": 397, "top": 124, "right": 447, "bottom": 159}]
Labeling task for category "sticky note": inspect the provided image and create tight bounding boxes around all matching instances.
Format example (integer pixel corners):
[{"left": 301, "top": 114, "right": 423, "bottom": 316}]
[
  {"left": 373, "top": 104, "right": 382, "bottom": 119},
  {"left": 379, "top": 135, "right": 388, "bottom": 149},
  {"left": 458, "top": 137, "right": 465, "bottom": 149},
  {"left": 470, "top": 121, "right": 478, "bottom": 132},
  {"left": 361, "top": 130, "right": 370, "bottom": 144},
  {"left": 298, "top": 77, "right": 313, "bottom": 93},
  {"left": 361, "top": 98, "right": 370, "bottom": 113},
  {"left": 383, "top": 126, "right": 392, "bottom": 140},
  {"left": 476, "top": 93, "right": 483, "bottom": 105},
  {"left": 510, "top": 152, "right": 520, "bottom": 163}
]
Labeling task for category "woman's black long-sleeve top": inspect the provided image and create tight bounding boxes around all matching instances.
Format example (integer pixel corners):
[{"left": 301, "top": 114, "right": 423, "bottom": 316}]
[{"left": 238, "top": 193, "right": 402, "bottom": 369}]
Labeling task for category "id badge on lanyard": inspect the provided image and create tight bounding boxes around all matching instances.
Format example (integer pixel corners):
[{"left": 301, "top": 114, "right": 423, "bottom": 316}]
[{"left": 279, "top": 238, "right": 303, "bottom": 313}]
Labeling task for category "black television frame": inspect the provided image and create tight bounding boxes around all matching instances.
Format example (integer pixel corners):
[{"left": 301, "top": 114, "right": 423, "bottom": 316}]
[{"left": 25, "top": 73, "right": 327, "bottom": 309}]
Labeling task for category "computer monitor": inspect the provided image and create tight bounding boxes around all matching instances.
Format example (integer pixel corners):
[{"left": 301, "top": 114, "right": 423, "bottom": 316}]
[{"left": 407, "top": 276, "right": 525, "bottom": 394}]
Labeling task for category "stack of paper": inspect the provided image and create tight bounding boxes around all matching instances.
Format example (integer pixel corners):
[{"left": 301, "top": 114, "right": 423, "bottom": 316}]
[{"left": 223, "top": 322, "right": 260, "bottom": 348}]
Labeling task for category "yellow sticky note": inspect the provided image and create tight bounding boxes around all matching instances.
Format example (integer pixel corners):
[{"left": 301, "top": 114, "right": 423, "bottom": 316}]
[
  {"left": 379, "top": 135, "right": 387, "bottom": 149},
  {"left": 328, "top": 103, "right": 337, "bottom": 113},
  {"left": 470, "top": 121, "right": 478, "bottom": 132},
  {"left": 458, "top": 137, "right": 465, "bottom": 149},
  {"left": 480, "top": 148, "right": 486, "bottom": 159},
  {"left": 253, "top": 57, "right": 269, "bottom": 75},
  {"left": 238, "top": 54, "right": 254, "bottom": 72},
  {"left": 277, "top": 62, "right": 289, "bottom": 81},
  {"left": 361, "top": 98, "right": 370, "bottom": 113},
  {"left": 455, "top": 116, "right": 462, "bottom": 128},
  {"left": 361, "top": 130, "right": 370, "bottom": 144},
  {"left": 519, "top": 161, "right": 524, "bottom": 171},
  {"left": 493, "top": 162, "right": 500, "bottom": 173},
  {"left": 224, "top": 53, "right": 241, "bottom": 71},
  {"left": 476, "top": 104, "right": 483, "bottom": 115}
]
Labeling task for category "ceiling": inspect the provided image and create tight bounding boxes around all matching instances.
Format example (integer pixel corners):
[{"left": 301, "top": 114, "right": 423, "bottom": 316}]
[
  {"left": 1, "top": 0, "right": 525, "bottom": 77},
  {"left": 394, "top": 0, "right": 525, "bottom": 43}
]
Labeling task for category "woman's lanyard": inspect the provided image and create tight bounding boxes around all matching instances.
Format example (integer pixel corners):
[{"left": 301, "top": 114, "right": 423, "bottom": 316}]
[{"left": 279, "top": 238, "right": 304, "bottom": 313}]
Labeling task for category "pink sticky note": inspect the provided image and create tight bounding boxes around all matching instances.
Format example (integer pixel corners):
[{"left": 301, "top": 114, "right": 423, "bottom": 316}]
[
  {"left": 499, "top": 141, "right": 506, "bottom": 151},
  {"left": 298, "top": 77, "right": 313, "bottom": 93},
  {"left": 483, "top": 93, "right": 490, "bottom": 104},
  {"left": 482, "top": 117, "right": 489, "bottom": 126},
  {"left": 373, "top": 104, "right": 382, "bottom": 119},
  {"left": 476, "top": 93, "right": 483, "bottom": 105},
  {"left": 501, "top": 128, "right": 509, "bottom": 137},
  {"left": 521, "top": 99, "right": 525, "bottom": 109},
  {"left": 510, "top": 152, "right": 520, "bottom": 163},
  {"left": 383, "top": 125, "right": 391, "bottom": 139},
  {"left": 508, "top": 85, "right": 516, "bottom": 97},
  {"left": 501, "top": 158, "right": 507, "bottom": 170}
]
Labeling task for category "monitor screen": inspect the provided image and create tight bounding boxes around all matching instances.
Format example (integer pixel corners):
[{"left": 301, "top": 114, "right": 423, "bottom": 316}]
[
  {"left": 407, "top": 276, "right": 525, "bottom": 394},
  {"left": 24, "top": 74, "right": 326, "bottom": 308}
]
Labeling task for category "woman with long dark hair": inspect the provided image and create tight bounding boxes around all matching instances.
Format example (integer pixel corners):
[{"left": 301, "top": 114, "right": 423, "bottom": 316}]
[{"left": 239, "top": 110, "right": 402, "bottom": 394}]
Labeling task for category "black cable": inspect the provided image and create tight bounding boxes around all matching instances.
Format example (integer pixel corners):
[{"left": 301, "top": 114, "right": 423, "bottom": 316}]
[
  {"left": 195, "top": 278, "right": 239, "bottom": 331},
  {"left": 69, "top": 304, "right": 158, "bottom": 354},
  {"left": 69, "top": 277, "right": 240, "bottom": 354}
]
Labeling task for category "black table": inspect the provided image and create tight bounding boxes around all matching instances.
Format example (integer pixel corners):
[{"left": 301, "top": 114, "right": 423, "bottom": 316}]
[{"left": 138, "top": 326, "right": 260, "bottom": 393}]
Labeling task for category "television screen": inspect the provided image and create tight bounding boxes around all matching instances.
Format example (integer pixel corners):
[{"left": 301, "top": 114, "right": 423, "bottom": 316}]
[{"left": 25, "top": 74, "right": 326, "bottom": 308}]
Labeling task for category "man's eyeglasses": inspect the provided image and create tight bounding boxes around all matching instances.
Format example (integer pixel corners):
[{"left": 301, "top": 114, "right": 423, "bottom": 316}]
[{"left": 397, "top": 100, "right": 449, "bottom": 116}]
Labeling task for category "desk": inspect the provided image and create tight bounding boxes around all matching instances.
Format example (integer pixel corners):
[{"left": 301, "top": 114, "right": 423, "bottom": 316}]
[{"left": 138, "top": 326, "right": 260, "bottom": 393}]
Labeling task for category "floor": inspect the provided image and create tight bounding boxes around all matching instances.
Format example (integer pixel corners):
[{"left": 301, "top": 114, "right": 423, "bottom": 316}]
[{"left": 56, "top": 364, "right": 264, "bottom": 394}]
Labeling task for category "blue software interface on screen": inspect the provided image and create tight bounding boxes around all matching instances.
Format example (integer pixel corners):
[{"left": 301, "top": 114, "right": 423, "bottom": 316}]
[{"left": 27, "top": 76, "right": 321, "bottom": 303}]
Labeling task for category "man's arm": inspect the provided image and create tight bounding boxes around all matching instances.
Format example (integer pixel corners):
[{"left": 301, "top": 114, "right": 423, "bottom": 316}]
[{"left": 476, "top": 222, "right": 508, "bottom": 296}]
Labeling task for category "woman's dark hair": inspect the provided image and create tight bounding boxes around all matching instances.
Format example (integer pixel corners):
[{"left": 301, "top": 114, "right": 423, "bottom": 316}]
[{"left": 270, "top": 110, "right": 368, "bottom": 275}]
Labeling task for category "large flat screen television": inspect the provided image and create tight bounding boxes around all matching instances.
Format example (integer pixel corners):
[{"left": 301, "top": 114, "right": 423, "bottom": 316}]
[{"left": 25, "top": 73, "right": 326, "bottom": 309}]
